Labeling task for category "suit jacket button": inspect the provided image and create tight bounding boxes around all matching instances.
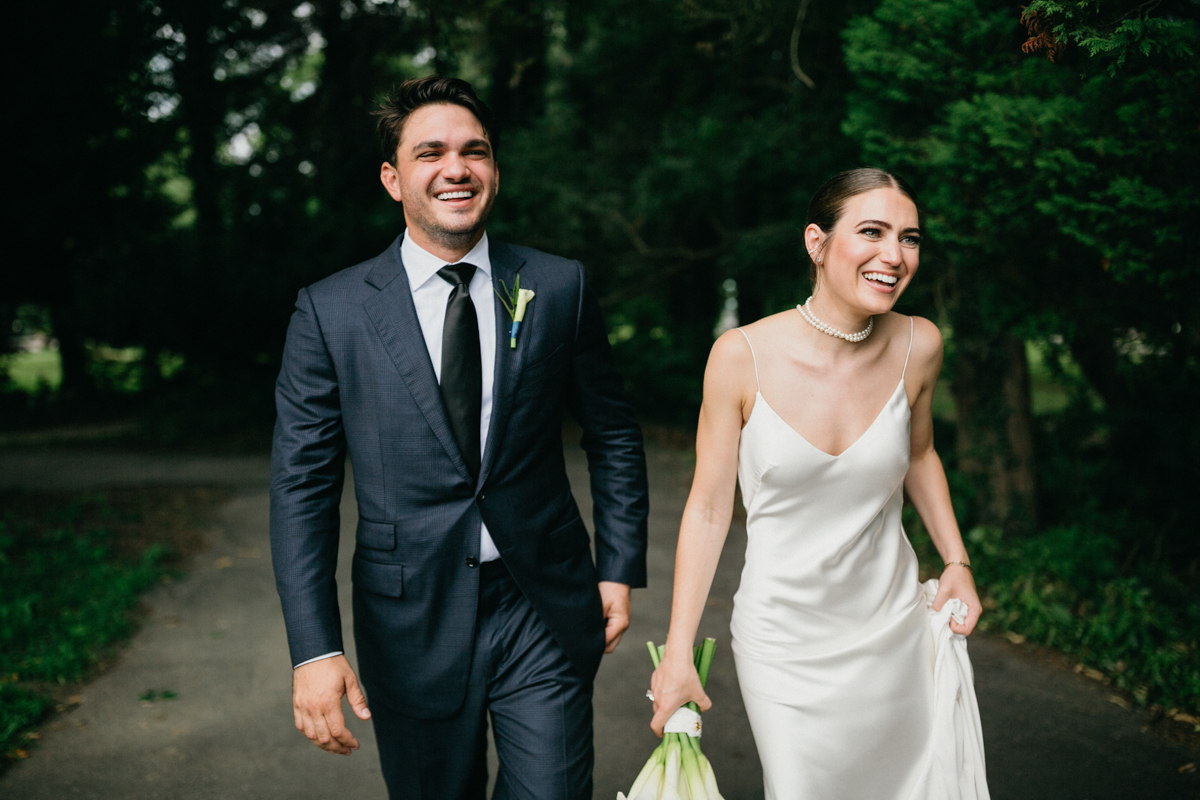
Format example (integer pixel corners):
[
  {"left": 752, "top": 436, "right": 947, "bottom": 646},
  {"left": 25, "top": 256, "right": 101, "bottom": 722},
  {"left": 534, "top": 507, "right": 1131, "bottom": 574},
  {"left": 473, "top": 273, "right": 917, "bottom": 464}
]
[{"left": 465, "top": 557, "right": 479, "bottom": 568}]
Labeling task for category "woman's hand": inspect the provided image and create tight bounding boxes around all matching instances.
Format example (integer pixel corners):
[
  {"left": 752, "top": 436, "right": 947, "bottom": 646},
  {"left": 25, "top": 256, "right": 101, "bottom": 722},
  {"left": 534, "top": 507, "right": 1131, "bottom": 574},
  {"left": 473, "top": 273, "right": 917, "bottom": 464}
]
[
  {"left": 933, "top": 564, "right": 982, "bottom": 636},
  {"left": 648, "top": 650, "right": 712, "bottom": 738}
]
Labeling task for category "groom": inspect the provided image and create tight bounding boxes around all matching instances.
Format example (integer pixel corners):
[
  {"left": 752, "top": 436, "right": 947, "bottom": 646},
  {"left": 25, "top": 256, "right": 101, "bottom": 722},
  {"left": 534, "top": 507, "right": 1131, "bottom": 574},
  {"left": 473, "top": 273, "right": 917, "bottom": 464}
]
[{"left": 270, "top": 76, "right": 649, "bottom": 799}]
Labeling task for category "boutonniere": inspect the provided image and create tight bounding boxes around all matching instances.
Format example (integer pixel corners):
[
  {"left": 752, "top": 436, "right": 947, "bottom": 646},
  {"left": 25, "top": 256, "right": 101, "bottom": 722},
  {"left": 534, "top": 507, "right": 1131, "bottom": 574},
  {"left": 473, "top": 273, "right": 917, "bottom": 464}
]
[{"left": 495, "top": 276, "right": 536, "bottom": 349}]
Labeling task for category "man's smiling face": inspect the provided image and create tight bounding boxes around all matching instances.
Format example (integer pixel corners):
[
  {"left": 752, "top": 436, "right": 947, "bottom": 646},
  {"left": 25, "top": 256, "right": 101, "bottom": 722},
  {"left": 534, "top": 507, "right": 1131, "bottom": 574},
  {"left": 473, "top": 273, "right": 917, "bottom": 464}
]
[{"left": 380, "top": 102, "right": 498, "bottom": 258}]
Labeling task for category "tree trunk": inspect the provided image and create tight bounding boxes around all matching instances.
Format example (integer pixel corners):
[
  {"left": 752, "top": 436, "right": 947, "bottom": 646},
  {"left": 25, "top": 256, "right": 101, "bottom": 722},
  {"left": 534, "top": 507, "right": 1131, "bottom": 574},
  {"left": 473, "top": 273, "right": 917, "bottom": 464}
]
[
  {"left": 952, "top": 331, "right": 1037, "bottom": 536},
  {"left": 1001, "top": 335, "right": 1036, "bottom": 531},
  {"left": 51, "top": 306, "right": 93, "bottom": 403},
  {"left": 170, "top": 0, "right": 223, "bottom": 242}
]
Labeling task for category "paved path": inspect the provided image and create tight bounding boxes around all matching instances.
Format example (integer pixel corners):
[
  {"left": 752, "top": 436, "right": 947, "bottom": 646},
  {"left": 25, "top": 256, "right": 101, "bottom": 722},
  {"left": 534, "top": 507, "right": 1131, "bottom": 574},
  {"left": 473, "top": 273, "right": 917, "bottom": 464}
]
[{"left": 1, "top": 443, "right": 1196, "bottom": 799}]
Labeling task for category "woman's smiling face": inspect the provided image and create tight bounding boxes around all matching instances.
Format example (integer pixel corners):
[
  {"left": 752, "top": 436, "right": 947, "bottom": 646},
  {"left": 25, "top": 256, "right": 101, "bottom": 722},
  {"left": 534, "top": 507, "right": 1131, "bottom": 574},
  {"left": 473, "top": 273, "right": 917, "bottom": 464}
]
[{"left": 808, "top": 187, "right": 922, "bottom": 315}]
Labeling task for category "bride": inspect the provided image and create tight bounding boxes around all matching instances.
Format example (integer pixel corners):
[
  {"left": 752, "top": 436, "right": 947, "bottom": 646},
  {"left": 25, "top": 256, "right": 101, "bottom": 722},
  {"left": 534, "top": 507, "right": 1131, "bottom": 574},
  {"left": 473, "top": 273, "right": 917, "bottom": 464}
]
[{"left": 649, "top": 168, "right": 989, "bottom": 799}]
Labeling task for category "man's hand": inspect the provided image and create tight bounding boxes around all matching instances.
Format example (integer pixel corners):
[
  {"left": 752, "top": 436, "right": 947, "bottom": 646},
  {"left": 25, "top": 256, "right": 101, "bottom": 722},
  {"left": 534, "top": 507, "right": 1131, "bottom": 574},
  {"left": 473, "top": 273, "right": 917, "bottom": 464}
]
[
  {"left": 292, "top": 654, "right": 371, "bottom": 755},
  {"left": 599, "top": 581, "right": 632, "bottom": 653}
]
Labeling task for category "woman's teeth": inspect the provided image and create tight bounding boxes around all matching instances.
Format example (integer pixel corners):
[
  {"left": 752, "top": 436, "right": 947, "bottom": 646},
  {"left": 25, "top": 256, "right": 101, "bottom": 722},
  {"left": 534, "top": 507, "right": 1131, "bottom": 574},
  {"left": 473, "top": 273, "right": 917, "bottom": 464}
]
[
  {"left": 437, "top": 191, "right": 474, "bottom": 200},
  {"left": 864, "top": 272, "right": 898, "bottom": 285}
]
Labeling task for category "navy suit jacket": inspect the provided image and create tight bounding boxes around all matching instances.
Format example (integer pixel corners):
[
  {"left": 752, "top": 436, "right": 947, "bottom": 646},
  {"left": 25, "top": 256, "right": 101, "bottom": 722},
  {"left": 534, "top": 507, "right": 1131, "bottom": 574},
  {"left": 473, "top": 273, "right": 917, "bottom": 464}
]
[{"left": 269, "top": 235, "right": 649, "bottom": 719}]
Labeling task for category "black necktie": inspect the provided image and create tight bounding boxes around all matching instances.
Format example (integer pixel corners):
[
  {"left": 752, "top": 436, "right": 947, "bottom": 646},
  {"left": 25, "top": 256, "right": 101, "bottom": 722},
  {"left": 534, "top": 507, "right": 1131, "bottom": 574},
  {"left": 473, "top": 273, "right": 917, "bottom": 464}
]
[{"left": 437, "top": 263, "right": 482, "bottom": 480}]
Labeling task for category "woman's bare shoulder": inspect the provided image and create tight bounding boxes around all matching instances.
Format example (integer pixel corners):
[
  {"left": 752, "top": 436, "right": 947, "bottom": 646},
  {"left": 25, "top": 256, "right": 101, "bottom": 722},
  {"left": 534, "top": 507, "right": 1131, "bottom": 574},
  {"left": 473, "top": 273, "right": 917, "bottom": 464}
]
[
  {"left": 891, "top": 313, "right": 944, "bottom": 382},
  {"left": 709, "top": 326, "right": 754, "bottom": 369},
  {"left": 712, "top": 311, "right": 795, "bottom": 365},
  {"left": 706, "top": 325, "right": 767, "bottom": 402}
]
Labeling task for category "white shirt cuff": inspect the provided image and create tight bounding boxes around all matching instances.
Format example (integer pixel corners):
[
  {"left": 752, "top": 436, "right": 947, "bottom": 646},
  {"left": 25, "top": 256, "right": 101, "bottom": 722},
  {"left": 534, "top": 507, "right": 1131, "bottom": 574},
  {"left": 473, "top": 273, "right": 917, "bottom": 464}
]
[{"left": 294, "top": 651, "right": 343, "bottom": 669}]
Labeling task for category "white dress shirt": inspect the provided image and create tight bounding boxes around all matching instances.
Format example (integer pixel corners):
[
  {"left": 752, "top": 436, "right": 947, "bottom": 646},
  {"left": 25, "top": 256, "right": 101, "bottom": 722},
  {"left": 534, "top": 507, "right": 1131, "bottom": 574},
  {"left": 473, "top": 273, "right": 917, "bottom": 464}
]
[
  {"left": 399, "top": 230, "right": 500, "bottom": 564},
  {"left": 293, "top": 230, "right": 500, "bottom": 670}
]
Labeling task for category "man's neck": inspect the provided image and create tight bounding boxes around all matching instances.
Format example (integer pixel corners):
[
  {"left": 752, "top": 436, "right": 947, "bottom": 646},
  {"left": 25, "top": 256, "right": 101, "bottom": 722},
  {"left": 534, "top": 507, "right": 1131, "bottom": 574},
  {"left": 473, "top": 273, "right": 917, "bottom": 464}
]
[{"left": 404, "top": 225, "right": 486, "bottom": 264}]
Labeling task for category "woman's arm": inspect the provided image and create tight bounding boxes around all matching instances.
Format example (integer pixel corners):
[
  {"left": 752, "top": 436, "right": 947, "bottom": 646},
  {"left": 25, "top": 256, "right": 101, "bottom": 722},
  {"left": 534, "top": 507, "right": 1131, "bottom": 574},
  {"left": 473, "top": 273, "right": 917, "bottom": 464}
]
[
  {"left": 903, "top": 317, "right": 982, "bottom": 635},
  {"left": 648, "top": 330, "right": 754, "bottom": 736}
]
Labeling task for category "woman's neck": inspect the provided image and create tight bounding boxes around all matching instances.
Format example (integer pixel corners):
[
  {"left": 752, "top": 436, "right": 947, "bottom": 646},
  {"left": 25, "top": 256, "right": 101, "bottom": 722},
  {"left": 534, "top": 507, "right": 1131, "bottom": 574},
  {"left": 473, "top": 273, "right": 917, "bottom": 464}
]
[{"left": 807, "top": 290, "right": 873, "bottom": 337}]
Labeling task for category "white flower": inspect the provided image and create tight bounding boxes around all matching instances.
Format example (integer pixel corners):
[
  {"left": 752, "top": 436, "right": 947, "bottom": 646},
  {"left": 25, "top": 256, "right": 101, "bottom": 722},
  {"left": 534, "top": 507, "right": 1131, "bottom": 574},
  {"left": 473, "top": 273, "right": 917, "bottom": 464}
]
[{"left": 514, "top": 288, "right": 536, "bottom": 322}]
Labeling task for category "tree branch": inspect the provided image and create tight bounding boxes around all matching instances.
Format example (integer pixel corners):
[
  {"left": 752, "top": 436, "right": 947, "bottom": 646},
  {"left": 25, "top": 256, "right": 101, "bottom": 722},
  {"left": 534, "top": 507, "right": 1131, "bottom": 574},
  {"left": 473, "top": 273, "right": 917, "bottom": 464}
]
[
  {"left": 789, "top": 0, "right": 816, "bottom": 90},
  {"left": 586, "top": 203, "right": 722, "bottom": 261}
]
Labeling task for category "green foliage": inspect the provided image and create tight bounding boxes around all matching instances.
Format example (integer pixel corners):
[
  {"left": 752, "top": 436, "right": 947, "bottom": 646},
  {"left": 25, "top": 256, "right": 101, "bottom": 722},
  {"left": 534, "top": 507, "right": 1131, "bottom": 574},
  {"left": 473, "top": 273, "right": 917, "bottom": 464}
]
[
  {"left": 487, "top": 0, "right": 880, "bottom": 419},
  {"left": 842, "top": 0, "right": 1200, "bottom": 548},
  {"left": 0, "top": 494, "right": 171, "bottom": 757},
  {"left": 907, "top": 510, "right": 1200, "bottom": 712},
  {"left": 1022, "top": 1, "right": 1196, "bottom": 72},
  {"left": 0, "top": 683, "right": 52, "bottom": 759}
]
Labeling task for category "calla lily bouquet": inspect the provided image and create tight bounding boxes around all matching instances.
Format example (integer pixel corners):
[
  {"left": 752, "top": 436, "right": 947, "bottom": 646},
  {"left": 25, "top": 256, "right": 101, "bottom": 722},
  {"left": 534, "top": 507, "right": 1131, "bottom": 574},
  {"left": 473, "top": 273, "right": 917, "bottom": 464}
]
[
  {"left": 619, "top": 638, "right": 724, "bottom": 800},
  {"left": 495, "top": 276, "right": 535, "bottom": 349}
]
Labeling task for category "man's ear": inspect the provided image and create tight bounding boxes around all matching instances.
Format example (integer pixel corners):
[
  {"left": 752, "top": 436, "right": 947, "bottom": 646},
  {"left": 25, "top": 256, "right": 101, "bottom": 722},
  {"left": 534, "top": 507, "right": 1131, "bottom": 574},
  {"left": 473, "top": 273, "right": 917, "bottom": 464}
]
[{"left": 380, "top": 161, "right": 404, "bottom": 203}]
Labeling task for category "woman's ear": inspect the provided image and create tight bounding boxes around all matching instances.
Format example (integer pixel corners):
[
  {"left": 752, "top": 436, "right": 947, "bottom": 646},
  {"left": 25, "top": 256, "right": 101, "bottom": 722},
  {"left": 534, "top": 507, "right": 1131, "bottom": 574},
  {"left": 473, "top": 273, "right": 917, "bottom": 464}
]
[{"left": 804, "top": 224, "right": 825, "bottom": 264}]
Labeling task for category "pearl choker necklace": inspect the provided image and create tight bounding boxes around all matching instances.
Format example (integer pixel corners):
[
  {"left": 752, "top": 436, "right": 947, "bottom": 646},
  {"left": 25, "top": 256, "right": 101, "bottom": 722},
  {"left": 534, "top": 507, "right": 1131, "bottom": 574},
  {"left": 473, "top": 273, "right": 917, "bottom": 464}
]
[{"left": 797, "top": 297, "right": 873, "bottom": 342}]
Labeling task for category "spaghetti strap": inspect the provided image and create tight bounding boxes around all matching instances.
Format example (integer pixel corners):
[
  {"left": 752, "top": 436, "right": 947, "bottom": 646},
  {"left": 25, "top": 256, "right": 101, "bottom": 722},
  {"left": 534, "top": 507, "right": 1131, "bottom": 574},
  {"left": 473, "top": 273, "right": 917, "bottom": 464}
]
[
  {"left": 736, "top": 328, "right": 761, "bottom": 392},
  {"left": 901, "top": 317, "right": 915, "bottom": 381}
]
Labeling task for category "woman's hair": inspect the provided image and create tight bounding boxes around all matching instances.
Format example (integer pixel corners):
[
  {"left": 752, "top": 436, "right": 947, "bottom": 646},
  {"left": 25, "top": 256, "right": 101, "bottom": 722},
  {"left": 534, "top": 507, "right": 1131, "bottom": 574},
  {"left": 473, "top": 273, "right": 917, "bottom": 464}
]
[{"left": 805, "top": 168, "right": 920, "bottom": 285}]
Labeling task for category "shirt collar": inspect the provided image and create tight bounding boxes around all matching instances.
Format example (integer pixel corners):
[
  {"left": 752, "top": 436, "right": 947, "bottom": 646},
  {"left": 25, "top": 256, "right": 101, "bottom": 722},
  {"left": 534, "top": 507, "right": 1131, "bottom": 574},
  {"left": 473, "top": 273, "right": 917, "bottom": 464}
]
[{"left": 401, "top": 230, "right": 491, "bottom": 291}]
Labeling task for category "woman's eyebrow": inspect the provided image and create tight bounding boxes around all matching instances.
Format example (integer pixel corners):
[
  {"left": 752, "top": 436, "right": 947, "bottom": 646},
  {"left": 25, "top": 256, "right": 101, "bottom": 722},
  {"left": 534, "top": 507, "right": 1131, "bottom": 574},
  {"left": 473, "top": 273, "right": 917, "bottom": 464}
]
[{"left": 856, "top": 219, "right": 921, "bottom": 235}]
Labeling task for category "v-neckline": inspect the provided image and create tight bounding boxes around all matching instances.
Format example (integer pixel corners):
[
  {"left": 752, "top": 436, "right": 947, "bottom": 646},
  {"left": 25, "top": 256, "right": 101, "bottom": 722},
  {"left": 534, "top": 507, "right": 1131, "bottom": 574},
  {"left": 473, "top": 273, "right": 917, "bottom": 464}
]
[{"left": 750, "top": 378, "right": 907, "bottom": 459}]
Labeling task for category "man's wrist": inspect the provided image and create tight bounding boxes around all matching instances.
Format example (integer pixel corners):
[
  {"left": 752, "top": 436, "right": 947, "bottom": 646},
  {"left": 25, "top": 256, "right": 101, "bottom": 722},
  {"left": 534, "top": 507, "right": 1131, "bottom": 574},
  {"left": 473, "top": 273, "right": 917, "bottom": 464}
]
[{"left": 294, "top": 651, "right": 343, "bottom": 669}]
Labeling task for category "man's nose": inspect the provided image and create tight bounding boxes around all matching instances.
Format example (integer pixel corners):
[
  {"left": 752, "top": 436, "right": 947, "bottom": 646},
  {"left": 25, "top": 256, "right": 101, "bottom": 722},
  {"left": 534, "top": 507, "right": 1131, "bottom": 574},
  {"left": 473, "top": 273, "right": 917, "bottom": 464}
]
[{"left": 441, "top": 154, "right": 472, "bottom": 181}]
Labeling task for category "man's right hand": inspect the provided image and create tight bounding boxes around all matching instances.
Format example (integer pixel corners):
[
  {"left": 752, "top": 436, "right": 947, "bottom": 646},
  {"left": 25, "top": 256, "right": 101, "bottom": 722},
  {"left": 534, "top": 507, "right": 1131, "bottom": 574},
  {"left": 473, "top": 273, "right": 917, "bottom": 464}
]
[{"left": 292, "top": 655, "right": 372, "bottom": 755}]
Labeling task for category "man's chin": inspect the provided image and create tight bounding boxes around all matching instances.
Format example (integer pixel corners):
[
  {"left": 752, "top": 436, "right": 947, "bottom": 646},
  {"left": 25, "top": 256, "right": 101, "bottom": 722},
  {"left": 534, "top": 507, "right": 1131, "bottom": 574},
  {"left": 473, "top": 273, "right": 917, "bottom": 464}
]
[
  {"left": 432, "top": 209, "right": 490, "bottom": 234},
  {"left": 428, "top": 221, "right": 486, "bottom": 249}
]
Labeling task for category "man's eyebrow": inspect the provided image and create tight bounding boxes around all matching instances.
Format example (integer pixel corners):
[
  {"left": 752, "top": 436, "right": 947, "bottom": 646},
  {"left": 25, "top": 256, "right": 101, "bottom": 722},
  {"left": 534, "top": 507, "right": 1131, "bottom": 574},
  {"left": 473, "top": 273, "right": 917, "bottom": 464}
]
[{"left": 411, "top": 138, "right": 492, "bottom": 153}]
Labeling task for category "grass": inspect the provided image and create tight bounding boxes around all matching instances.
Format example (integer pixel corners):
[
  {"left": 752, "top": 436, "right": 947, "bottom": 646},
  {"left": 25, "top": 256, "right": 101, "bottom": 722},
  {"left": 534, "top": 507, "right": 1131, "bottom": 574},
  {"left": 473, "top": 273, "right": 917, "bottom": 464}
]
[
  {"left": 905, "top": 507, "right": 1200, "bottom": 716},
  {"left": 0, "top": 487, "right": 228, "bottom": 763}
]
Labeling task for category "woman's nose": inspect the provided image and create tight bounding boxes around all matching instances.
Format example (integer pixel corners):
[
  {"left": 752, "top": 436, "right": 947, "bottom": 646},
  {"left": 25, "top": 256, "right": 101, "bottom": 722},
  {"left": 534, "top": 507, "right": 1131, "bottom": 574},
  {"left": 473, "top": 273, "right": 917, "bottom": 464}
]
[{"left": 879, "top": 237, "right": 902, "bottom": 265}]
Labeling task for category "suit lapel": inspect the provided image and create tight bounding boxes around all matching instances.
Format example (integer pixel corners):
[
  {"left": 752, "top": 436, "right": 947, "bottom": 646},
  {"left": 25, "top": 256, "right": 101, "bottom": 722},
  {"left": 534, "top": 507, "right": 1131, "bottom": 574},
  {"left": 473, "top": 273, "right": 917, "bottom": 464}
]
[
  {"left": 478, "top": 240, "right": 528, "bottom": 488},
  {"left": 362, "top": 238, "right": 474, "bottom": 484}
]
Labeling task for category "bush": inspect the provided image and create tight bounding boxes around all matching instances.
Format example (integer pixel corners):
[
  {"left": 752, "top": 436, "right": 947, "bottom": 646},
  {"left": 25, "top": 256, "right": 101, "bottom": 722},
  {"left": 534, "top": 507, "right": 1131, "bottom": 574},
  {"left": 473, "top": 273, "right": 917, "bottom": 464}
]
[{"left": 906, "top": 514, "right": 1200, "bottom": 713}]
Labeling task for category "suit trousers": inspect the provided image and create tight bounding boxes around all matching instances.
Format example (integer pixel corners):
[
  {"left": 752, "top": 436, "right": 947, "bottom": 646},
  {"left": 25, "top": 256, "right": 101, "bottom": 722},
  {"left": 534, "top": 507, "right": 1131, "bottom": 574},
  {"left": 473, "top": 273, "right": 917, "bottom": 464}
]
[{"left": 370, "top": 560, "right": 594, "bottom": 800}]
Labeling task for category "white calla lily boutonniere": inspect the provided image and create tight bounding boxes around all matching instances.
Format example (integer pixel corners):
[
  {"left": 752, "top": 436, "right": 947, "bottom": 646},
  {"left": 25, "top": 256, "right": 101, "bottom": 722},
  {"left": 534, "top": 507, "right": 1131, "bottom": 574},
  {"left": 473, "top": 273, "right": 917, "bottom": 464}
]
[{"left": 495, "top": 276, "right": 536, "bottom": 349}]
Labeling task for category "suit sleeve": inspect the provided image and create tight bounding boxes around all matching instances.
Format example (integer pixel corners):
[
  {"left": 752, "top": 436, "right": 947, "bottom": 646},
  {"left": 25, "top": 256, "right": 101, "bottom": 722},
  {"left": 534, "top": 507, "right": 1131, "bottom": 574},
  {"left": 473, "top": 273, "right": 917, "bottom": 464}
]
[
  {"left": 565, "top": 262, "right": 649, "bottom": 588},
  {"left": 269, "top": 286, "right": 347, "bottom": 667}
]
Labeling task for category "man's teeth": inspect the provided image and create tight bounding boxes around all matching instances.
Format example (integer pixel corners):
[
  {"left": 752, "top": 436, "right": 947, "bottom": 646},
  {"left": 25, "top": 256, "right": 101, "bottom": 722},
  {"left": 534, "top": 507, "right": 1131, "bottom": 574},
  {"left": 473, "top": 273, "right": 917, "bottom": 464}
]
[
  {"left": 437, "top": 191, "right": 473, "bottom": 200},
  {"left": 864, "top": 272, "right": 899, "bottom": 285}
]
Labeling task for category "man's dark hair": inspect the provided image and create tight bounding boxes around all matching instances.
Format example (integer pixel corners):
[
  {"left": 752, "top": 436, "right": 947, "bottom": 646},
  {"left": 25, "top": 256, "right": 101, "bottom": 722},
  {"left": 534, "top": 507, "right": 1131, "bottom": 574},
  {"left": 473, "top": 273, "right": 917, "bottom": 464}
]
[{"left": 374, "top": 77, "right": 497, "bottom": 165}]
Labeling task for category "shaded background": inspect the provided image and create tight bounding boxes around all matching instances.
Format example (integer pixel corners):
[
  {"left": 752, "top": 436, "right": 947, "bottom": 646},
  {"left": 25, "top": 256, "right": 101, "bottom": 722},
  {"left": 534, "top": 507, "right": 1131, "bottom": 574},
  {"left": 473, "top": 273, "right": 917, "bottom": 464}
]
[{"left": 2, "top": 0, "right": 1199, "bottom": 762}]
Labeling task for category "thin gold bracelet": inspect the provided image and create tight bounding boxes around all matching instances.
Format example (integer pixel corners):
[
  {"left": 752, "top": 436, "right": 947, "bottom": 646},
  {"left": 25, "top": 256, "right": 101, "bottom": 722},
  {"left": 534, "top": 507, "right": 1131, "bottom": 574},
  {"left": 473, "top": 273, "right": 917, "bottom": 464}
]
[{"left": 943, "top": 560, "right": 973, "bottom": 573}]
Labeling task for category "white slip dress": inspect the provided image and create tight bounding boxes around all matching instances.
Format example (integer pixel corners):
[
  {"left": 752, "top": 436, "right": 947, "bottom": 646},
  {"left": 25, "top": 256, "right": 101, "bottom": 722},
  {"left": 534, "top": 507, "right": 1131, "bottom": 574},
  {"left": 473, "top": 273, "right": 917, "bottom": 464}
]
[{"left": 731, "top": 321, "right": 989, "bottom": 800}]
